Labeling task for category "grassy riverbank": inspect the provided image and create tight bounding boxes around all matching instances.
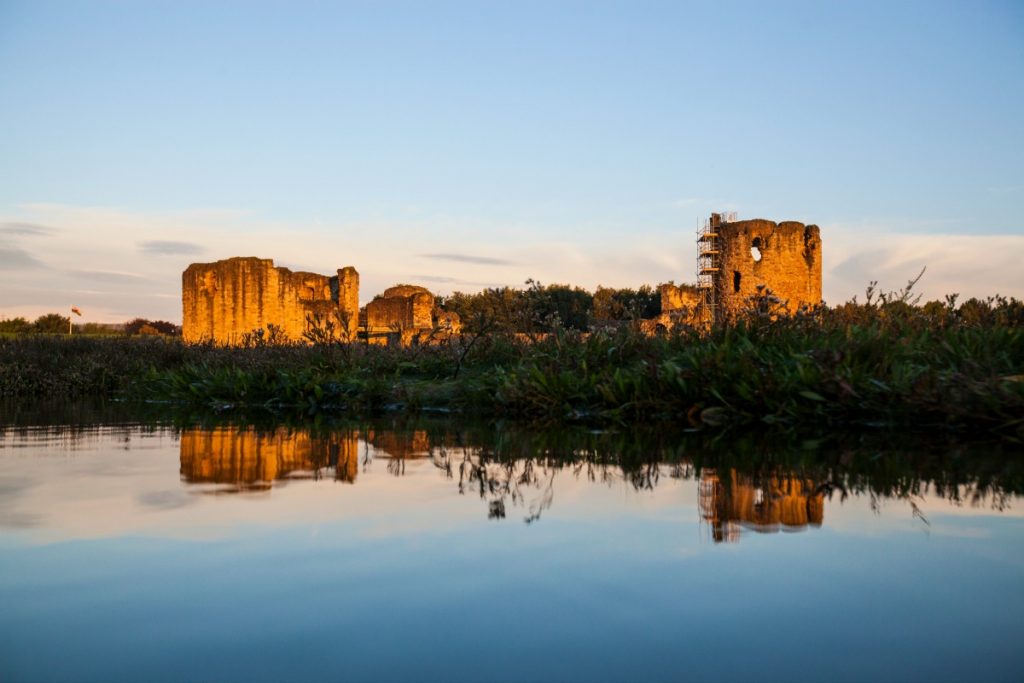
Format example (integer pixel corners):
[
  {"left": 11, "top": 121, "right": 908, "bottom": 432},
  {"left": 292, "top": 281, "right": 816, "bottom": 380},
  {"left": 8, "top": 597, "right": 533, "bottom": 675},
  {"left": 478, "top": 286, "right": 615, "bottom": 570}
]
[{"left": 2, "top": 295, "right": 1022, "bottom": 437}]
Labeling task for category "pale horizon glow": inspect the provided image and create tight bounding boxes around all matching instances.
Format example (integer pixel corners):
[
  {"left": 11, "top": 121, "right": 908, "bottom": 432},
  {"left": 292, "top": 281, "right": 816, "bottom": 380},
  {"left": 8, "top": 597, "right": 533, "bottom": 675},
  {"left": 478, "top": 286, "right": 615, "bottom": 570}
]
[{"left": 1, "top": 1, "right": 1022, "bottom": 323}]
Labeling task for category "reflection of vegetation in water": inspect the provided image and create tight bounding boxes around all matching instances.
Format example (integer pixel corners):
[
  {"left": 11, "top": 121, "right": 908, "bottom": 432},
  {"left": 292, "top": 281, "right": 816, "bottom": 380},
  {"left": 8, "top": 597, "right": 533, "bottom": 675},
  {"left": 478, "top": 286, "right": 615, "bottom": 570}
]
[
  {"left": 392, "top": 421, "right": 1023, "bottom": 530},
  {"left": 3, "top": 405, "right": 1020, "bottom": 536},
  {"left": 0, "top": 398, "right": 173, "bottom": 452},
  {"left": 430, "top": 447, "right": 558, "bottom": 522}
]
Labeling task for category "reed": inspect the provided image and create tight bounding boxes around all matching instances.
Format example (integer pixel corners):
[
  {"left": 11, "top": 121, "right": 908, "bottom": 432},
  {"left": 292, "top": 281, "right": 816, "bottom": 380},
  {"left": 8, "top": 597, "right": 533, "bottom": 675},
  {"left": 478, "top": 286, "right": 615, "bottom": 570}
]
[{"left": 1, "top": 294, "right": 1021, "bottom": 437}]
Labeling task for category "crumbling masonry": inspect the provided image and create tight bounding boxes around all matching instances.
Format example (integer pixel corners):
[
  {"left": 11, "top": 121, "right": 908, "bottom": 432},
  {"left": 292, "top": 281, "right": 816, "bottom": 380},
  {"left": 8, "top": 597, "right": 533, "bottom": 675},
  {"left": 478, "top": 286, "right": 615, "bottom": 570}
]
[
  {"left": 181, "top": 213, "right": 819, "bottom": 344},
  {"left": 182, "top": 257, "right": 359, "bottom": 344},
  {"left": 658, "top": 213, "right": 822, "bottom": 325},
  {"left": 183, "top": 258, "right": 460, "bottom": 345}
]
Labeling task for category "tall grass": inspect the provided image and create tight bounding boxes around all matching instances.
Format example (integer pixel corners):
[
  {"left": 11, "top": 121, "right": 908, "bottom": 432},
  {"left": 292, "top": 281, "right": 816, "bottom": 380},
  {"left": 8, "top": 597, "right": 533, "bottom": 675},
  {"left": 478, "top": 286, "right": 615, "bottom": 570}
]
[{"left": 1, "top": 294, "right": 1021, "bottom": 437}]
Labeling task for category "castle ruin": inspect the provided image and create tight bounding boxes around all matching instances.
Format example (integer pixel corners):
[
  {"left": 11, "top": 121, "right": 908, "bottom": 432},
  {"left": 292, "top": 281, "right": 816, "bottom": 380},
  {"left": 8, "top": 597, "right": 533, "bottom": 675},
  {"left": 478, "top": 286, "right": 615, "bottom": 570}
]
[
  {"left": 659, "top": 213, "right": 822, "bottom": 325},
  {"left": 363, "top": 284, "right": 461, "bottom": 345},
  {"left": 181, "top": 212, "right": 820, "bottom": 344},
  {"left": 182, "top": 257, "right": 359, "bottom": 344},
  {"left": 182, "top": 258, "right": 460, "bottom": 345}
]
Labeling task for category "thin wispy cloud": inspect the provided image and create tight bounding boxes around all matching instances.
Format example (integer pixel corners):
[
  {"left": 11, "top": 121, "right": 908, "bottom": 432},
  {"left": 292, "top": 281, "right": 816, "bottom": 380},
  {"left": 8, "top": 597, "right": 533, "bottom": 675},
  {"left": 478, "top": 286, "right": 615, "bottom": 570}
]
[
  {"left": 0, "top": 245, "right": 45, "bottom": 269},
  {"left": 824, "top": 229, "right": 1024, "bottom": 303},
  {"left": 70, "top": 270, "right": 149, "bottom": 284},
  {"left": 138, "top": 240, "right": 204, "bottom": 255},
  {"left": 414, "top": 275, "right": 458, "bottom": 283},
  {"left": 0, "top": 222, "right": 56, "bottom": 236},
  {"left": 3, "top": 202, "right": 1022, "bottom": 322},
  {"left": 419, "top": 253, "right": 514, "bottom": 266},
  {"left": 413, "top": 274, "right": 503, "bottom": 288}
]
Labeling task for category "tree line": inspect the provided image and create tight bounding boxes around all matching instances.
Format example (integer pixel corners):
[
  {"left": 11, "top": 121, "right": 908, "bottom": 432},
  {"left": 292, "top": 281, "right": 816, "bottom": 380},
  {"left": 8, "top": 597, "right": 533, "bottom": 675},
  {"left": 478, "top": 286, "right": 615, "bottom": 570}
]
[
  {"left": 437, "top": 281, "right": 661, "bottom": 334},
  {"left": 0, "top": 314, "right": 180, "bottom": 336}
]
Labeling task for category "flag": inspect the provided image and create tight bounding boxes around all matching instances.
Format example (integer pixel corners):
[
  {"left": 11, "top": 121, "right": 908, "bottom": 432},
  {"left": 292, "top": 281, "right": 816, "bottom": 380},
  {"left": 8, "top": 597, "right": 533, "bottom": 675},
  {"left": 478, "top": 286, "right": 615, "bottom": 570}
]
[{"left": 71, "top": 306, "right": 82, "bottom": 316}]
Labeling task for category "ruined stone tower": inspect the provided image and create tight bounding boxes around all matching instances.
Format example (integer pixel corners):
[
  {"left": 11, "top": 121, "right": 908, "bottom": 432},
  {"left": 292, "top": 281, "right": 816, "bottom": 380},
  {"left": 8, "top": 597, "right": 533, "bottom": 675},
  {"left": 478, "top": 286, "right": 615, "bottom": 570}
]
[
  {"left": 182, "top": 257, "right": 359, "bottom": 344},
  {"left": 698, "top": 213, "right": 822, "bottom": 323}
]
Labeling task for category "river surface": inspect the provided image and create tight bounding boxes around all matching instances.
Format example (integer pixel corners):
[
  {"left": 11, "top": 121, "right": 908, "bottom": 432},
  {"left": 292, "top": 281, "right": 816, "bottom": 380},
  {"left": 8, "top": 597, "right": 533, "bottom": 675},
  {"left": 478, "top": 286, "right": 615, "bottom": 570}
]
[{"left": 1, "top": 407, "right": 1022, "bottom": 682}]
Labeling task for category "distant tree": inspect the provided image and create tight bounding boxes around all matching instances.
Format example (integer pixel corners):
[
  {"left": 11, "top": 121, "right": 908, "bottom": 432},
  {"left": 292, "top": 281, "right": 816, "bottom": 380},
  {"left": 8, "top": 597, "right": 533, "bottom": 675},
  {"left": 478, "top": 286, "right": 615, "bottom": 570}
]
[
  {"left": 439, "top": 287, "right": 531, "bottom": 334},
  {"left": 524, "top": 280, "right": 593, "bottom": 332},
  {"left": 125, "top": 318, "right": 180, "bottom": 336},
  {"left": 125, "top": 318, "right": 146, "bottom": 335},
  {"left": 0, "top": 317, "right": 31, "bottom": 334},
  {"left": 77, "top": 322, "right": 121, "bottom": 336},
  {"left": 439, "top": 281, "right": 592, "bottom": 334},
  {"left": 149, "top": 320, "right": 180, "bottom": 335},
  {"left": 439, "top": 281, "right": 664, "bottom": 332},
  {"left": 33, "top": 313, "right": 70, "bottom": 334},
  {"left": 592, "top": 285, "right": 659, "bottom": 321}
]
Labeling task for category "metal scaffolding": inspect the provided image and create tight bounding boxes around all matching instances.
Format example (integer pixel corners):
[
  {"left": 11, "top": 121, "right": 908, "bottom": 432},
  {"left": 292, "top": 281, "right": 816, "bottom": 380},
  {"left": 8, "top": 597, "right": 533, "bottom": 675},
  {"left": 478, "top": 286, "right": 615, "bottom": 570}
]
[
  {"left": 696, "top": 211, "right": 735, "bottom": 327},
  {"left": 697, "top": 214, "right": 720, "bottom": 326}
]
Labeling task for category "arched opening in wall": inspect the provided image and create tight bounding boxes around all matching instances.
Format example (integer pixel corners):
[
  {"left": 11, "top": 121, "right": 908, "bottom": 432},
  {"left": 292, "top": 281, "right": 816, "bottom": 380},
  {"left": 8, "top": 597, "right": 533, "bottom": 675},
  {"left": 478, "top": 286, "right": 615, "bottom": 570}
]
[
  {"left": 751, "top": 237, "right": 762, "bottom": 262},
  {"left": 733, "top": 271, "right": 741, "bottom": 293}
]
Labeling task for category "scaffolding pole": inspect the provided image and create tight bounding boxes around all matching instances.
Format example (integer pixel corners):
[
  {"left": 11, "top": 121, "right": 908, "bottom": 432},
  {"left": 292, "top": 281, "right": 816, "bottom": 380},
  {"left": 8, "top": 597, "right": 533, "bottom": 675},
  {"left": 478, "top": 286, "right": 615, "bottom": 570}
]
[{"left": 697, "top": 213, "right": 722, "bottom": 327}]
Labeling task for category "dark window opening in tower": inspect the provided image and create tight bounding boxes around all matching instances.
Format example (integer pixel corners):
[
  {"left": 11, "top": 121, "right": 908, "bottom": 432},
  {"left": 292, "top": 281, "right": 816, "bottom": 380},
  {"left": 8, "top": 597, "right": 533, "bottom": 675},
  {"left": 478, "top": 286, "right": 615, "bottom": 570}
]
[
  {"left": 733, "top": 271, "right": 741, "bottom": 293},
  {"left": 751, "top": 237, "right": 762, "bottom": 262}
]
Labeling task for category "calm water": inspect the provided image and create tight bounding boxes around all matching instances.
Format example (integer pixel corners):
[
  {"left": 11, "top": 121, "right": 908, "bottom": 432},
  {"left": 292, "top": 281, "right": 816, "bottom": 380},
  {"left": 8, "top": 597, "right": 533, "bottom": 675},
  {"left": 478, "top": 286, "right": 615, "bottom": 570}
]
[{"left": 1, "top": 410, "right": 1022, "bottom": 682}]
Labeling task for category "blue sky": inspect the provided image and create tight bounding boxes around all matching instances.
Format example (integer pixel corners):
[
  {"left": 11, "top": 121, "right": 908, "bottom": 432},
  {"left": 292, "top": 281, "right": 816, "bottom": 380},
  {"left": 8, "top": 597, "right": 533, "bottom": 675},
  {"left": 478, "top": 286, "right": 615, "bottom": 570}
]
[{"left": 1, "top": 0, "right": 1022, "bottom": 322}]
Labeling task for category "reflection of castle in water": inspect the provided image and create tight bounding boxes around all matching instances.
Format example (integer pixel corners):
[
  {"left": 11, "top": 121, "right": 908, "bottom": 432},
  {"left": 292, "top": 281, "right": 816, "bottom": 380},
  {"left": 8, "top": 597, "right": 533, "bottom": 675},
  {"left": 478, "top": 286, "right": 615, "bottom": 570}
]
[
  {"left": 179, "top": 427, "right": 360, "bottom": 491},
  {"left": 364, "top": 429, "right": 431, "bottom": 460},
  {"left": 699, "top": 469, "right": 824, "bottom": 543},
  {"left": 177, "top": 427, "right": 825, "bottom": 541},
  {"left": 177, "top": 426, "right": 438, "bottom": 492}
]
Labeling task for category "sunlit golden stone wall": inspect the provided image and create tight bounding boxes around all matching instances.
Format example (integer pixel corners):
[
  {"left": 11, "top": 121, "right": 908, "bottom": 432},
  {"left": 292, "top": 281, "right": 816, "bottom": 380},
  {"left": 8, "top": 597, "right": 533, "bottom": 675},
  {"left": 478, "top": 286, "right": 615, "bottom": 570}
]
[
  {"left": 716, "top": 219, "right": 822, "bottom": 318},
  {"left": 658, "top": 283, "right": 700, "bottom": 317},
  {"left": 181, "top": 257, "right": 359, "bottom": 344},
  {"left": 365, "top": 286, "right": 434, "bottom": 331},
  {"left": 364, "top": 284, "right": 437, "bottom": 344},
  {"left": 179, "top": 426, "right": 360, "bottom": 490}
]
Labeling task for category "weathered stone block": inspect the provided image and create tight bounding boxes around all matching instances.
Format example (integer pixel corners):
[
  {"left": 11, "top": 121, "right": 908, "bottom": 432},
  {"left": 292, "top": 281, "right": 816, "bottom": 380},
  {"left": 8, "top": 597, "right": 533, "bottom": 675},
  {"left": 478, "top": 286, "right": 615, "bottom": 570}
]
[
  {"left": 652, "top": 214, "right": 822, "bottom": 330},
  {"left": 364, "top": 284, "right": 450, "bottom": 345},
  {"left": 716, "top": 219, "right": 822, "bottom": 318},
  {"left": 182, "top": 257, "right": 359, "bottom": 344}
]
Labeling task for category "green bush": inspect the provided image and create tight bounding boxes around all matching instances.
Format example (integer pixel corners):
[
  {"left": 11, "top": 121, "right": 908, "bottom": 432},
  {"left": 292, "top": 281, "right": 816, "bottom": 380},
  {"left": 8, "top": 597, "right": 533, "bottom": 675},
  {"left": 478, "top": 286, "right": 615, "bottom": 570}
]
[{"left": 1, "top": 293, "right": 1021, "bottom": 437}]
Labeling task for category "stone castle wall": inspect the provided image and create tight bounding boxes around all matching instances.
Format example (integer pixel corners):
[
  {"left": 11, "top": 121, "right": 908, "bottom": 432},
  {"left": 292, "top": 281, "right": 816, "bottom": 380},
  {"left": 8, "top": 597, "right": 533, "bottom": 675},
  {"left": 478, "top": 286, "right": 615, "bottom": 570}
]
[
  {"left": 365, "top": 285, "right": 434, "bottom": 332},
  {"left": 655, "top": 215, "right": 822, "bottom": 327},
  {"left": 716, "top": 219, "right": 822, "bottom": 318},
  {"left": 658, "top": 283, "right": 700, "bottom": 316},
  {"left": 364, "top": 284, "right": 449, "bottom": 345},
  {"left": 182, "top": 257, "right": 359, "bottom": 344}
]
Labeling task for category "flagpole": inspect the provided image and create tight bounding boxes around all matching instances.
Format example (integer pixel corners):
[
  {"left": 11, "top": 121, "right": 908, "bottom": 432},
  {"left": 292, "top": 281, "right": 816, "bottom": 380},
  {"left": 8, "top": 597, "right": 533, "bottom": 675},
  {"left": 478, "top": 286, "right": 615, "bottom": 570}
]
[{"left": 69, "top": 305, "right": 82, "bottom": 335}]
